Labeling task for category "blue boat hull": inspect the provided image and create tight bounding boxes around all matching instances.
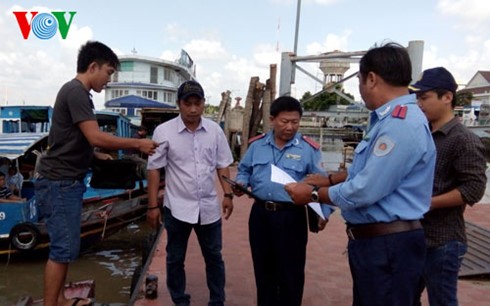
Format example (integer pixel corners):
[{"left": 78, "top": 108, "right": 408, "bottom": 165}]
[{"left": 0, "top": 176, "right": 155, "bottom": 256}]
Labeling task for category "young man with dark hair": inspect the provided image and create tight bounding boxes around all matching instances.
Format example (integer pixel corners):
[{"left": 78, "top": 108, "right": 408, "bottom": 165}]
[
  {"left": 285, "top": 42, "right": 436, "bottom": 306},
  {"left": 7, "top": 166, "right": 23, "bottom": 196},
  {"left": 233, "top": 96, "right": 331, "bottom": 306},
  {"left": 410, "top": 67, "right": 487, "bottom": 306},
  {"left": 0, "top": 172, "right": 25, "bottom": 202},
  {"left": 35, "top": 41, "right": 157, "bottom": 306}
]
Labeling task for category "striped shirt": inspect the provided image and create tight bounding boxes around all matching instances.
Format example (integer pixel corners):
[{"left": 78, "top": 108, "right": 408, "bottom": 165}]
[
  {"left": 422, "top": 117, "right": 487, "bottom": 248},
  {"left": 0, "top": 186, "right": 12, "bottom": 199}
]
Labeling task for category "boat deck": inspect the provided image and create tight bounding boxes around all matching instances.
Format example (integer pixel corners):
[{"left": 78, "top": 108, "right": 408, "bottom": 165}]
[{"left": 133, "top": 167, "right": 490, "bottom": 306}]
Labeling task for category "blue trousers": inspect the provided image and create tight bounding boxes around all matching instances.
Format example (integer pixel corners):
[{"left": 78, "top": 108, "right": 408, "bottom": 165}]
[
  {"left": 415, "top": 241, "right": 467, "bottom": 306},
  {"left": 164, "top": 207, "right": 225, "bottom": 306},
  {"left": 35, "top": 178, "right": 86, "bottom": 263},
  {"left": 348, "top": 229, "right": 425, "bottom": 306}
]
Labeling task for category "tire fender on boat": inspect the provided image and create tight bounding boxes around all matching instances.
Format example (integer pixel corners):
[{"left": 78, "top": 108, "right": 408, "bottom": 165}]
[{"left": 10, "top": 223, "right": 40, "bottom": 251}]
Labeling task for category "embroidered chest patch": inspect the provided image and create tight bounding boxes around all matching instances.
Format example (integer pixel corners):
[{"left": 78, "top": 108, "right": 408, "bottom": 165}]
[{"left": 286, "top": 153, "right": 301, "bottom": 160}]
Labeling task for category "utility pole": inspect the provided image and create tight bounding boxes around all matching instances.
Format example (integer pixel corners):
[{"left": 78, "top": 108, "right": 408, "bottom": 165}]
[{"left": 292, "top": 0, "right": 302, "bottom": 87}]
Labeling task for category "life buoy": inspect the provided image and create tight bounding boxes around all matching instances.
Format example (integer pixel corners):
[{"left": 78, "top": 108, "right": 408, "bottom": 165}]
[{"left": 10, "top": 223, "right": 40, "bottom": 251}]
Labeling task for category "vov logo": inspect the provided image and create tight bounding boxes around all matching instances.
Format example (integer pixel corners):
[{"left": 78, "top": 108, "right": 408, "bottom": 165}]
[{"left": 13, "top": 11, "right": 77, "bottom": 40}]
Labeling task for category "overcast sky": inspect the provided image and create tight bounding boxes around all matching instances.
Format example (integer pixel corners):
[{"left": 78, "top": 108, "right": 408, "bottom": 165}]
[{"left": 1, "top": 0, "right": 490, "bottom": 109}]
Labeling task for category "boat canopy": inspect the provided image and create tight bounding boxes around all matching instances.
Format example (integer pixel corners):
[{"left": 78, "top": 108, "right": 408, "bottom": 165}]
[
  {"left": 104, "top": 95, "right": 175, "bottom": 109},
  {"left": 0, "top": 106, "right": 52, "bottom": 134},
  {"left": 0, "top": 133, "right": 48, "bottom": 160}
]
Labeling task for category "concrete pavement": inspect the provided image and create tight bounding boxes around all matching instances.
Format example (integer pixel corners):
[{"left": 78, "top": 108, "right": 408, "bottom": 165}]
[{"left": 134, "top": 167, "right": 490, "bottom": 305}]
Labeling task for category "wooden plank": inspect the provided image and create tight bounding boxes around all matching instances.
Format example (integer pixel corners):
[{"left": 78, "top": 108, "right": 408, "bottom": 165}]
[
  {"left": 270, "top": 64, "right": 277, "bottom": 102},
  {"left": 249, "top": 81, "right": 264, "bottom": 137},
  {"left": 262, "top": 64, "right": 276, "bottom": 133},
  {"left": 262, "top": 88, "right": 271, "bottom": 133},
  {"left": 240, "top": 77, "right": 259, "bottom": 158},
  {"left": 459, "top": 221, "right": 490, "bottom": 277},
  {"left": 215, "top": 91, "right": 230, "bottom": 124},
  {"left": 221, "top": 90, "right": 232, "bottom": 142}
]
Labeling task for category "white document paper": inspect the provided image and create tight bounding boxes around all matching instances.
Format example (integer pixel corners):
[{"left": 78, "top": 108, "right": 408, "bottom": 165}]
[
  {"left": 271, "top": 164, "right": 296, "bottom": 184},
  {"left": 270, "top": 164, "right": 325, "bottom": 219},
  {"left": 306, "top": 203, "right": 326, "bottom": 220}
]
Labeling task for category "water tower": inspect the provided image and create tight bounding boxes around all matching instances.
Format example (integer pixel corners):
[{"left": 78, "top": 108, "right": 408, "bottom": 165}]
[
  {"left": 229, "top": 97, "right": 244, "bottom": 132},
  {"left": 318, "top": 50, "right": 351, "bottom": 88}
]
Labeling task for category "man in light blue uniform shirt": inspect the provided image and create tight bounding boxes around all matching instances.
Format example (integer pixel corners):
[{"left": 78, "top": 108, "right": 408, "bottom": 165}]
[
  {"left": 286, "top": 42, "right": 436, "bottom": 306},
  {"left": 234, "top": 96, "right": 333, "bottom": 306},
  {"left": 329, "top": 93, "right": 434, "bottom": 224},
  {"left": 237, "top": 134, "right": 322, "bottom": 203}
]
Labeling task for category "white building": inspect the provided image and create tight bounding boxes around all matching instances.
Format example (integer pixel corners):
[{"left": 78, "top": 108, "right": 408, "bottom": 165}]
[
  {"left": 457, "top": 71, "right": 490, "bottom": 125},
  {"left": 459, "top": 71, "right": 490, "bottom": 104},
  {"left": 104, "top": 52, "right": 195, "bottom": 118}
]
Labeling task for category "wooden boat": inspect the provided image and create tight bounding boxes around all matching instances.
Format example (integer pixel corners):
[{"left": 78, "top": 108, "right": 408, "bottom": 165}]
[
  {"left": 13, "top": 280, "right": 95, "bottom": 306},
  {"left": 0, "top": 105, "right": 52, "bottom": 134},
  {"left": 0, "top": 108, "right": 154, "bottom": 256}
]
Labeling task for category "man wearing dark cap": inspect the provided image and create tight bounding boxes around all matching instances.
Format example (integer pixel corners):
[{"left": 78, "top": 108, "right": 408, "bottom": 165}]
[
  {"left": 410, "top": 67, "right": 487, "bottom": 306},
  {"left": 146, "top": 80, "right": 234, "bottom": 306}
]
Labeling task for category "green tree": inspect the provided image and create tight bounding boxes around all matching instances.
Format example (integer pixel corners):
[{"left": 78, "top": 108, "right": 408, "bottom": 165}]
[
  {"left": 204, "top": 104, "right": 219, "bottom": 115},
  {"left": 300, "top": 85, "right": 354, "bottom": 111},
  {"left": 456, "top": 91, "right": 473, "bottom": 107}
]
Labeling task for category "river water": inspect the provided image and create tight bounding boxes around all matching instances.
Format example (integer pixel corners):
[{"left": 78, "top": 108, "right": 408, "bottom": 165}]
[{"left": 0, "top": 220, "right": 154, "bottom": 305}]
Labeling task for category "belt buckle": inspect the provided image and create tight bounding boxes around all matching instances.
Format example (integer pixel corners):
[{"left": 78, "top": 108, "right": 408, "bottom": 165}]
[
  {"left": 264, "top": 201, "right": 277, "bottom": 211},
  {"left": 346, "top": 227, "right": 356, "bottom": 240}
]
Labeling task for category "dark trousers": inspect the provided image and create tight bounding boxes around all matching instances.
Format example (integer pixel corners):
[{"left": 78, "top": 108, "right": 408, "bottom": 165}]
[
  {"left": 348, "top": 229, "right": 426, "bottom": 306},
  {"left": 164, "top": 207, "right": 225, "bottom": 306},
  {"left": 249, "top": 202, "right": 308, "bottom": 306}
]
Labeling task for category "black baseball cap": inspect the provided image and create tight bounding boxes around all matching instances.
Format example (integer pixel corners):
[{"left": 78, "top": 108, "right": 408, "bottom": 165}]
[
  {"left": 409, "top": 67, "right": 458, "bottom": 93},
  {"left": 177, "top": 80, "right": 205, "bottom": 101}
]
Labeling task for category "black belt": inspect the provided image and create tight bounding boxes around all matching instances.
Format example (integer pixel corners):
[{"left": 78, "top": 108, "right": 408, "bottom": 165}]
[
  {"left": 255, "top": 200, "right": 302, "bottom": 212},
  {"left": 346, "top": 220, "right": 422, "bottom": 240}
]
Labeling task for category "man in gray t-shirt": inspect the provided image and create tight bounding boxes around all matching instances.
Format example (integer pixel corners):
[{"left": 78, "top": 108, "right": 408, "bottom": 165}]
[
  {"left": 35, "top": 41, "right": 158, "bottom": 306},
  {"left": 38, "top": 78, "right": 98, "bottom": 180}
]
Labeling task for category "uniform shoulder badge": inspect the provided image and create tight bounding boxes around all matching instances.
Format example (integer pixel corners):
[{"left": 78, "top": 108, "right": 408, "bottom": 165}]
[
  {"left": 391, "top": 105, "right": 408, "bottom": 119},
  {"left": 373, "top": 135, "right": 395, "bottom": 156},
  {"left": 248, "top": 133, "right": 266, "bottom": 144},
  {"left": 302, "top": 135, "right": 320, "bottom": 150}
]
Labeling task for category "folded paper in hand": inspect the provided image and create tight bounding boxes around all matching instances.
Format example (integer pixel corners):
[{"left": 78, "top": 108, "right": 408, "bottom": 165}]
[{"left": 270, "top": 164, "right": 326, "bottom": 220}]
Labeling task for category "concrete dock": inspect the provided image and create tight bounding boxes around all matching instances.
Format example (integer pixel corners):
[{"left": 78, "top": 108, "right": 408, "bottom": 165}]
[{"left": 134, "top": 167, "right": 490, "bottom": 306}]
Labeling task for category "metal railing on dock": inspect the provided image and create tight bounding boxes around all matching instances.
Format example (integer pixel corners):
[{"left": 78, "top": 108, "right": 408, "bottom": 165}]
[{"left": 299, "top": 127, "right": 363, "bottom": 150}]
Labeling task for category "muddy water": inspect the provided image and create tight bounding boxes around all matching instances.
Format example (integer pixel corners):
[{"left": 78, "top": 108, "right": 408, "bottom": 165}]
[{"left": 0, "top": 220, "right": 155, "bottom": 305}]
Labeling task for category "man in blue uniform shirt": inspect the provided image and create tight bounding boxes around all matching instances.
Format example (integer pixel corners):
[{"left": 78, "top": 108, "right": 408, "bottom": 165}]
[
  {"left": 233, "top": 96, "right": 332, "bottom": 306},
  {"left": 285, "top": 42, "right": 436, "bottom": 306}
]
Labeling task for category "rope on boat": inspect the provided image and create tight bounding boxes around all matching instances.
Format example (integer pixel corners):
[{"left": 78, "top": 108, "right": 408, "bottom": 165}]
[{"left": 100, "top": 211, "right": 108, "bottom": 239}]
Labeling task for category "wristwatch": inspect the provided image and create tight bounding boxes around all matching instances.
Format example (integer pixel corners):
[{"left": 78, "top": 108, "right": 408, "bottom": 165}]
[
  {"left": 311, "top": 186, "right": 320, "bottom": 202},
  {"left": 224, "top": 192, "right": 234, "bottom": 200}
]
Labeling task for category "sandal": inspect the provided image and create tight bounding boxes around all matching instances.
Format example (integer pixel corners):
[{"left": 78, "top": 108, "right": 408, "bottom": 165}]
[{"left": 70, "top": 297, "right": 95, "bottom": 306}]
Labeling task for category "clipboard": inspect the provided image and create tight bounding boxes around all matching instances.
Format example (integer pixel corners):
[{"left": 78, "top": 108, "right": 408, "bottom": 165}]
[{"left": 221, "top": 175, "right": 257, "bottom": 199}]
